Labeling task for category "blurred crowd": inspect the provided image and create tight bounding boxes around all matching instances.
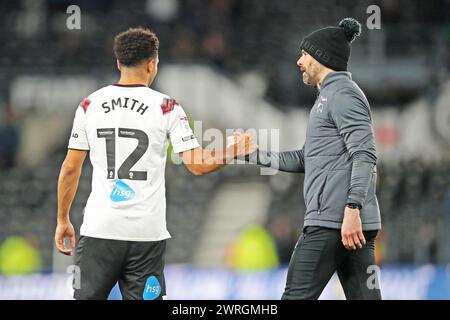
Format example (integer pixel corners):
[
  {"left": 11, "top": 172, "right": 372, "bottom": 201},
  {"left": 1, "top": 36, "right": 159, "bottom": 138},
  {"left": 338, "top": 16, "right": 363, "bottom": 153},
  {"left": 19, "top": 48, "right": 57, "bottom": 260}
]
[{"left": 1, "top": 0, "right": 450, "bottom": 105}]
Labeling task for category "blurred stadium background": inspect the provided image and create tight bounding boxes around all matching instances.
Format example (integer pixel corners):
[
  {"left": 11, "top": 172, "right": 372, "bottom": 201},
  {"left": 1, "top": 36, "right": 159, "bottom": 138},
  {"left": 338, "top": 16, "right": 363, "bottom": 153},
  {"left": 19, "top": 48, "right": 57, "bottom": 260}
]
[{"left": 0, "top": 0, "right": 450, "bottom": 299}]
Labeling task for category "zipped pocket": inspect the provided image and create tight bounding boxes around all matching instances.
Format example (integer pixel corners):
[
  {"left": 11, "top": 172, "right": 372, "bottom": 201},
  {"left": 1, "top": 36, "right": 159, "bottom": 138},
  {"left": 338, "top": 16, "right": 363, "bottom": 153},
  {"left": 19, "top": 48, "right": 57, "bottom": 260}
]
[{"left": 317, "top": 174, "right": 328, "bottom": 214}]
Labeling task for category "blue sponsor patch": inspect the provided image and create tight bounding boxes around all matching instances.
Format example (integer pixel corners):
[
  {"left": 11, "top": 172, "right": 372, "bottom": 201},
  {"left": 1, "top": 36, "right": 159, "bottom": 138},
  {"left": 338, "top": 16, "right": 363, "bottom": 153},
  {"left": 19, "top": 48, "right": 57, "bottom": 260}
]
[
  {"left": 143, "top": 276, "right": 161, "bottom": 300},
  {"left": 110, "top": 180, "right": 135, "bottom": 202}
]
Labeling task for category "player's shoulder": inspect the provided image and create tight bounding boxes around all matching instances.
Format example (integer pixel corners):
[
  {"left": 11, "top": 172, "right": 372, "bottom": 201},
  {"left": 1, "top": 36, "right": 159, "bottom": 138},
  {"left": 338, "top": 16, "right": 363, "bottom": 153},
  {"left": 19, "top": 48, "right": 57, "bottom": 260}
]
[
  {"left": 87, "top": 85, "right": 110, "bottom": 96},
  {"left": 144, "top": 88, "right": 182, "bottom": 115},
  {"left": 76, "top": 85, "right": 128, "bottom": 113},
  {"left": 332, "top": 81, "right": 369, "bottom": 112},
  {"left": 142, "top": 87, "right": 175, "bottom": 103},
  {"left": 79, "top": 85, "right": 113, "bottom": 104},
  {"left": 333, "top": 78, "right": 365, "bottom": 99}
]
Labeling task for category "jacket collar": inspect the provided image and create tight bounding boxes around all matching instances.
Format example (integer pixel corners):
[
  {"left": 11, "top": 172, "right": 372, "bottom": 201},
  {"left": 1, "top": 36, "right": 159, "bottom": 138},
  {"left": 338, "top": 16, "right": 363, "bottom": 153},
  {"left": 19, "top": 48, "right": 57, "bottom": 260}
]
[{"left": 319, "top": 71, "right": 352, "bottom": 91}]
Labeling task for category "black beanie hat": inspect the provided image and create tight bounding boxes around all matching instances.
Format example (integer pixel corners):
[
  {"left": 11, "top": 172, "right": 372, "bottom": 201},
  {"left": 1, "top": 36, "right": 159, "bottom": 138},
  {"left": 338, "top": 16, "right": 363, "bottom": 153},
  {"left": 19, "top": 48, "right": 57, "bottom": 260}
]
[{"left": 300, "top": 18, "right": 361, "bottom": 71}]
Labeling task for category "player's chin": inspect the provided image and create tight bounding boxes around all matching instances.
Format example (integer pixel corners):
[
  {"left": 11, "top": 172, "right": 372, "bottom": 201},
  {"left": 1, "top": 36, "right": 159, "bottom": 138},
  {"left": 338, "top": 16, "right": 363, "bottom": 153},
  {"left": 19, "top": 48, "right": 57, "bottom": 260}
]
[
  {"left": 302, "top": 74, "right": 311, "bottom": 85},
  {"left": 302, "top": 72, "right": 313, "bottom": 86}
]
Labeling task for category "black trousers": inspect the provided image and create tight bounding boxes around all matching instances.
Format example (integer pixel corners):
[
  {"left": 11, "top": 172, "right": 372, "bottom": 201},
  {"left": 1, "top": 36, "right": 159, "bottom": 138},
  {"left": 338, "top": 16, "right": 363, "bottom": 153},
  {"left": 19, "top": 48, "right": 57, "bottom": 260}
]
[
  {"left": 282, "top": 226, "right": 382, "bottom": 300},
  {"left": 73, "top": 236, "right": 167, "bottom": 300}
]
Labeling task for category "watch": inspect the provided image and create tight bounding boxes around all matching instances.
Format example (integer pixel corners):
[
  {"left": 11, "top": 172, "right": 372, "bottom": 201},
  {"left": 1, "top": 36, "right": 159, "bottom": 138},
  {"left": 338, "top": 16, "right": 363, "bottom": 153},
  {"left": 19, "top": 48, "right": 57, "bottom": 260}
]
[{"left": 346, "top": 203, "right": 362, "bottom": 210}]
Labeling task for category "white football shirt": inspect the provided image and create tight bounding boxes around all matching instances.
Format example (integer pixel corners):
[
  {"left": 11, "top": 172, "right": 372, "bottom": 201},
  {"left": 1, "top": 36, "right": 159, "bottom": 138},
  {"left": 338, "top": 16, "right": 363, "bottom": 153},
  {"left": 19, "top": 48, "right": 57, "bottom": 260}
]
[{"left": 68, "top": 84, "right": 200, "bottom": 241}]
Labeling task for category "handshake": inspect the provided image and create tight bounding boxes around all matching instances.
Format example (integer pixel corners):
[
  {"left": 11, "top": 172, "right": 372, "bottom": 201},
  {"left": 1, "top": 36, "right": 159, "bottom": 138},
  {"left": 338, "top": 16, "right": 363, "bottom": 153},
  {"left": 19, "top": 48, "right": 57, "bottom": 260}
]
[{"left": 226, "top": 131, "right": 258, "bottom": 159}]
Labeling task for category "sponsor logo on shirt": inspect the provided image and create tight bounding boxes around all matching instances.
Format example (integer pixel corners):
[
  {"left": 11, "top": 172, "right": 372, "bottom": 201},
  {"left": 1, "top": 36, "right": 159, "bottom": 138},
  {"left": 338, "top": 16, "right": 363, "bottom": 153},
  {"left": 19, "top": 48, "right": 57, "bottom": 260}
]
[
  {"left": 110, "top": 180, "right": 135, "bottom": 202},
  {"left": 182, "top": 135, "right": 195, "bottom": 142}
]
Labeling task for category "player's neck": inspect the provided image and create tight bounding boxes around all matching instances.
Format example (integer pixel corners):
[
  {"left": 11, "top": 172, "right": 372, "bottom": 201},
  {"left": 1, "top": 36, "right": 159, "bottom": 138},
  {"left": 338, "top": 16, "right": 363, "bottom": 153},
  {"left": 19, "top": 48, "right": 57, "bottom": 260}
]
[
  {"left": 316, "top": 68, "right": 334, "bottom": 89},
  {"left": 117, "top": 72, "right": 150, "bottom": 87}
]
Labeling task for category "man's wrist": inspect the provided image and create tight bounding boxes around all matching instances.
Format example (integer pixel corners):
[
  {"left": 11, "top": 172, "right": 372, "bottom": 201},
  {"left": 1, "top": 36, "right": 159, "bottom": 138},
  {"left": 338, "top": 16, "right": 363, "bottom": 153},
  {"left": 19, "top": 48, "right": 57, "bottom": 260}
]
[
  {"left": 346, "top": 203, "right": 362, "bottom": 210},
  {"left": 245, "top": 148, "right": 259, "bottom": 163},
  {"left": 57, "top": 216, "right": 70, "bottom": 224},
  {"left": 225, "top": 146, "right": 237, "bottom": 161}
]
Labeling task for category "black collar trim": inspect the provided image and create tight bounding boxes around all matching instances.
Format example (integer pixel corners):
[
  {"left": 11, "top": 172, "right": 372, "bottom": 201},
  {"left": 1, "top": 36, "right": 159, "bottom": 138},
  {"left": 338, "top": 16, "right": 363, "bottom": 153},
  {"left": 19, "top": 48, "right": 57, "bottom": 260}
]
[{"left": 112, "top": 83, "right": 147, "bottom": 88}]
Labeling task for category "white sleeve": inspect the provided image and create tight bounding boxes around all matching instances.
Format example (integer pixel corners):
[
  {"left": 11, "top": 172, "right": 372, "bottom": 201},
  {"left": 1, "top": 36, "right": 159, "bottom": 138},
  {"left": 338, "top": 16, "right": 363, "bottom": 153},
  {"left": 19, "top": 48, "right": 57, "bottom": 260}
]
[
  {"left": 68, "top": 106, "right": 90, "bottom": 150},
  {"left": 167, "top": 103, "right": 200, "bottom": 153}
]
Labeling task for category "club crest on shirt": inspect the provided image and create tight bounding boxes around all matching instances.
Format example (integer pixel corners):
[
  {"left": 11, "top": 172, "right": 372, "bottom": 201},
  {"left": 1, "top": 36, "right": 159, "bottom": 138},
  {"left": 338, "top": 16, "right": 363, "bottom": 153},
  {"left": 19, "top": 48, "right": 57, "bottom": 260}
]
[{"left": 316, "top": 95, "right": 327, "bottom": 113}]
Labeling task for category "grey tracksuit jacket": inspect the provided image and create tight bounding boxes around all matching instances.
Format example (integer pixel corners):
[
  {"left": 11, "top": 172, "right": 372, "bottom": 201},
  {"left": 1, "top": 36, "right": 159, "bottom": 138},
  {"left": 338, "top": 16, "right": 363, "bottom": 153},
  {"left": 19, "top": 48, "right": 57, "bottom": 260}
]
[{"left": 256, "top": 71, "right": 381, "bottom": 230}]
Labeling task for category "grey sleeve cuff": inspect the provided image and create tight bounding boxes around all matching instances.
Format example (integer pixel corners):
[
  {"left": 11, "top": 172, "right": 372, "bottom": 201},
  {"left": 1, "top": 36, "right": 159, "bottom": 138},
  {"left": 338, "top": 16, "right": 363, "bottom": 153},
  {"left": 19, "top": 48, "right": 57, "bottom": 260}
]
[
  {"left": 248, "top": 149, "right": 305, "bottom": 173},
  {"left": 347, "top": 151, "right": 376, "bottom": 207}
]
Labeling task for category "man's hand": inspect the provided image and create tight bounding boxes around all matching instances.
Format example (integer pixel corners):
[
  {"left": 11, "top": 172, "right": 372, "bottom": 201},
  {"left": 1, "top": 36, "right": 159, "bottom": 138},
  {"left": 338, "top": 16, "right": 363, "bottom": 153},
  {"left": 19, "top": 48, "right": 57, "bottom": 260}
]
[
  {"left": 56, "top": 149, "right": 86, "bottom": 255},
  {"left": 55, "top": 221, "right": 76, "bottom": 256},
  {"left": 228, "top": 132, "right": 258, "bottom": 158},
  {"left": 180, "top": 132, "right": 258, "bottom": 176},
  {"left": 341, "top": 206, "right": 366, "bottom": 250}
]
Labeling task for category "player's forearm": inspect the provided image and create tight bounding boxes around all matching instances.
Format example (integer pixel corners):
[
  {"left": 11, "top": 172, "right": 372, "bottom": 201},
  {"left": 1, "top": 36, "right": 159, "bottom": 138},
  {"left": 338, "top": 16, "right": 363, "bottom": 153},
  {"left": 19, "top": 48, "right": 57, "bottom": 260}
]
[
  {"left": 194, "top": 147, "right": 235, "bottom": 175},
  {"left": 347, "top": 151, "right": 376, "bottom": 207},
  {"left": 57, "top": 164, "right": 82, "bottom": 223},
  {"left": 248, "top": 149, "right": 305, "bottom": 173}
]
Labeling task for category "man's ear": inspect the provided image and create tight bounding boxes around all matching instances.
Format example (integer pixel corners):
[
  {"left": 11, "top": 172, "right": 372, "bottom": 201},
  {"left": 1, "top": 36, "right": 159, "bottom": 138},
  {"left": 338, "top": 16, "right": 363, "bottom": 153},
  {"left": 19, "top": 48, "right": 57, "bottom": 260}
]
[
  {"left": 116, "top": 60, "right": 121, "bottom": 71},
  {"left": 147, "top": 58, "right": 155, "bottom": 73}
]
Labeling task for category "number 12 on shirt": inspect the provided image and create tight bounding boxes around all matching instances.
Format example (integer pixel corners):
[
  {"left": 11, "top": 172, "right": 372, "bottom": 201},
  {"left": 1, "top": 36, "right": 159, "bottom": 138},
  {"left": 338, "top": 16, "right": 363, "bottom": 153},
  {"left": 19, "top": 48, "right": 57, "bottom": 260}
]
[{"left": 97, "top": 128, "right": 149, "bottom": 181}]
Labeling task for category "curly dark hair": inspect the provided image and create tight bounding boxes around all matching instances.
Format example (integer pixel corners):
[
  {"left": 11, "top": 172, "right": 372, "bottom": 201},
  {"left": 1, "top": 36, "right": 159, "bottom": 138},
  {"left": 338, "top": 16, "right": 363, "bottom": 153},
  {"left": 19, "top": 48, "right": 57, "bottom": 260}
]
[{"left": 113, "top": 27, "right": 159, "bottom": 67}]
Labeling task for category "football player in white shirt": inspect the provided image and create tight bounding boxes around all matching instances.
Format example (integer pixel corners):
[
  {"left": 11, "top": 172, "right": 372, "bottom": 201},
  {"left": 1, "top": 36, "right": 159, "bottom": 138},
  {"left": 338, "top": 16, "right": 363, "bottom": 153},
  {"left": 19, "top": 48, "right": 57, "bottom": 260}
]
[{"left": 54, "top": 28, "right": 257, "bottom": 300}]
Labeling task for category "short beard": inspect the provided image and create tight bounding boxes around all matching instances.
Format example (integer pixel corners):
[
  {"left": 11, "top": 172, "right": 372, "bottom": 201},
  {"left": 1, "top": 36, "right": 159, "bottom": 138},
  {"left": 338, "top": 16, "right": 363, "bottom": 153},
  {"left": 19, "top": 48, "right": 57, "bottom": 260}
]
[
  {"left": 302, "top": 64, "right": 321, "bottom": 87},
  {"left": 302, "top": 74, "right": 311, "bottom": 86},
  {"left": 302, "top": 72, "right": 315, "bottom": 87}
]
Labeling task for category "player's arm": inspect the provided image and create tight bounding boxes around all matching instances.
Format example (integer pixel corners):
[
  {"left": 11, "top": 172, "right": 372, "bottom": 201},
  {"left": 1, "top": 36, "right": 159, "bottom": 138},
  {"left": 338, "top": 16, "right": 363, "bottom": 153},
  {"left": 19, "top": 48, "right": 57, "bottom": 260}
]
[
  {"left": 331, "top": 89, "right": 377, "bottom": 209},
  {"left": 331, "top": 88, "right": 377, "bottom": 250},
  {"left": 180, "top": 133, "right": 257, "bottom": 176},
  {"left": 55, "top": 149, "right": 87, "bottom": 256},
  {"left": 55, "top": 101, "right": 90, "bottom": 256},
  {"left": 167, "top": 101, "right": 257, "bottom": 176}
]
